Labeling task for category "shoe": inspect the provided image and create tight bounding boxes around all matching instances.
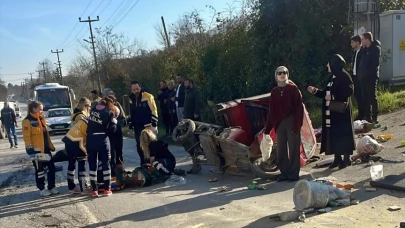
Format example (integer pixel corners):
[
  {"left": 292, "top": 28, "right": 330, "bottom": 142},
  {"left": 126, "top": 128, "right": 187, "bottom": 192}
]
[
  {"left": 328, "top": 162, "right": 340, "bottom": 169},
  {"left": 40, "top": 189, "right": 51, "bottom": 197},
  {"left": 91, "top": 191, "right": 99, "bottom": 197},
  {"left": 14, "top": 145, "right": 18, "bottom": 148},
  {"left": 68, "top": 187, "right": 81, "bottom": 194},
  {"left": 277, "top": 175, "right": 287, "bottom": 182},
  {"left": 339, "top": 161, "right": 352, "bottom": 169},
  {"left": 104, "top": 190, "right": 113, "bottom": 196},
  {"left": 49, "top": 188, "right": 59, "bottom": 195},
  {"left": 10, "top": 145, "right": 13, "bottom": 149},
  {"left": 287, "top": 177, "right": 300, "bottom": 182}
]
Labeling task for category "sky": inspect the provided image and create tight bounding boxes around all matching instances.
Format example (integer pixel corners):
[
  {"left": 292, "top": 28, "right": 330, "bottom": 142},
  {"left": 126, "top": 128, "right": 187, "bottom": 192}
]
[{"left": 0, "top": 0, "right": 237, "bottom": 86}]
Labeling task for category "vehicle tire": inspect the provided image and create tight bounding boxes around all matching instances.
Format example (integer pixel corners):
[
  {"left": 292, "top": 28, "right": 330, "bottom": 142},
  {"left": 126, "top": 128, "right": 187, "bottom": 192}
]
[
  {"left": 252, "top": 157, "right": 280, "bottom": 180},
  {"left": 172, "top": 119, "right": 196, "bottom": 143}
]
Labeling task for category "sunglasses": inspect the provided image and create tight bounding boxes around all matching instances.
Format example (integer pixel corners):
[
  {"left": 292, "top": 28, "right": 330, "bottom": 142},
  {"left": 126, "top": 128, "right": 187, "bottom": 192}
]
[{"left": 277, "top": 71, "right": 288, "bottom": 75}]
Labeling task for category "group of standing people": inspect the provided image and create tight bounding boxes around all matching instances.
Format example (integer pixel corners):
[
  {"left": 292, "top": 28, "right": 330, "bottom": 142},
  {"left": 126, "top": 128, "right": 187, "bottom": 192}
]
[
  {"left": 157, "top": 74, "right": 202, "bottom": 136},
  {"left": 263, "top": 32, "right": 381, "bottom": 181}
]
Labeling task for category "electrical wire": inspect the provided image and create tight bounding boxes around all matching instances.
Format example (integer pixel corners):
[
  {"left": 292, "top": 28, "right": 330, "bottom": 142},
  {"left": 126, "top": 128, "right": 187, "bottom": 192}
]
[
  {"left": 110, "top": 0, "right": 141, "bottom": 29},
  {"left": 107, "top": 0, "right": 134, "bottom": 27},
  {"left": 99, "top": 0, "right": 128, "bottom": 28},
  {"left": 57, "top": 0, "right": 94, "bottom": 48}
]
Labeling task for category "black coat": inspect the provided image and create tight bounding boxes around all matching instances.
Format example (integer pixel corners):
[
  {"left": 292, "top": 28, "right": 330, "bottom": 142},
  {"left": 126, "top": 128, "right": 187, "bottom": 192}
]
[
  {"left": 358, "top": 40, "right": 381, "bottom": 80},
  {"left": 314, "top": 69, "right": 356, "bottom": 155}
]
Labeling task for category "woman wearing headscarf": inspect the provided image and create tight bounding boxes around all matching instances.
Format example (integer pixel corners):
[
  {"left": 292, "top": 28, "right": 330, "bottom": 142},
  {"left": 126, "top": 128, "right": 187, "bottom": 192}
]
[
  {"left": 263, "top": 66, "right": 304, "bottom": 182},
  {"left": 307, "top": 54, "right": 356, "bottom": 169},
  {"left": 101, "top": 88, "right": 126, "bottom": 178}
]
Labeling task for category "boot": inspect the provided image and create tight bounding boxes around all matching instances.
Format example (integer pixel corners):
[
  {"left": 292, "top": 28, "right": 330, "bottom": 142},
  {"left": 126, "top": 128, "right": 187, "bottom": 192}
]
[
  {"left": 329, "top": 154, "right": 342, "bottom": 169},
  {"left": 339, "top": 154, "right": 351, "bottom": 169}
]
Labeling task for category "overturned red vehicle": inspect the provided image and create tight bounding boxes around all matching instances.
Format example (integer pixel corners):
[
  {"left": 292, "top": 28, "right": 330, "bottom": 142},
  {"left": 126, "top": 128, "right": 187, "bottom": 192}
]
[{"left": 173, "top": 93, "right": 318, "bottom": 179}]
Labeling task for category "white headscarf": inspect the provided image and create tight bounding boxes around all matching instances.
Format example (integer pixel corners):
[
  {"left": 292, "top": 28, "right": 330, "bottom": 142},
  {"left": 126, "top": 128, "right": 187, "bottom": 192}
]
[{"left": 274, "top": 66, "right": 290, "bottom": 87}]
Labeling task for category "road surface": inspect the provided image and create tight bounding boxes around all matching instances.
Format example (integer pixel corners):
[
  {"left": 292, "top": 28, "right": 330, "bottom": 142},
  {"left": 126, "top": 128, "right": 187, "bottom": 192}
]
[{"left": 0, "top": 102, "right": 404, "bottom": 227}]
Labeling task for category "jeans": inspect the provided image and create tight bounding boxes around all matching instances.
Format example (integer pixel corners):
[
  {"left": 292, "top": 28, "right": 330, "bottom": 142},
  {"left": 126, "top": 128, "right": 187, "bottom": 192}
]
[
  {"left": 176, "top": 107, "right": 184, "bottom": 122},
  {"left": 134, "top": 126, "right": 145, "bottom": 165},
  {"left": 5, "top": 124, "right": 17, "bottom": 146}
]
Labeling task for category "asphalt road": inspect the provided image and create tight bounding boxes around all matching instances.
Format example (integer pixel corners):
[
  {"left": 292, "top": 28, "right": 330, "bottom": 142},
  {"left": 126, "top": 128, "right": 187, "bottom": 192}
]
[{"left": 0, "top": 102, "right": 404, "bottom": 227}]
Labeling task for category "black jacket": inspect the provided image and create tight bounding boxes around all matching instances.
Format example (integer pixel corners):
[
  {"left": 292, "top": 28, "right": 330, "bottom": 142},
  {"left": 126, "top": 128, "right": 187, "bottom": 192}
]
[
  {"left": 1, "top": 107, "right": 16, "bottom": 126},
  {"left": 128, "top": 91, "right": 158, "bottom": 128},
  {"left": 183, "top": 87, "right": 202, "bottom": 119},
  {"left": 175, "top": 83, "right": 186, "bottom": 107},
  {"left": 157, "top": 87, "right": 170, "bottom": 114},
  {"left": 358, "top": 40, "right": 381, "bottom": 79},
  {"left": 351, "top": 47, "right": 364, "bottom": 76}
]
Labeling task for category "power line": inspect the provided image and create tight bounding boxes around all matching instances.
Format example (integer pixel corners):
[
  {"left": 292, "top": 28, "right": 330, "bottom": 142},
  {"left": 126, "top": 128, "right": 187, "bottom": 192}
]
[
  {"left": 1, "top": 73, "right": 32, "bottom": 76},
  {"left": 107, "top": 0, "right": 134, "bottom": 27},
  {"left": 98, "top": 0, "right": 113, "bottom": 15},
  {"left": 90, "top": 0, "right": 105, "bottom": 16},
  {"left": 110, "top": 0, "right": 141, "bottom": 29},
  {"left": 58, "top": 0, "right": 94, "bottom": 48},
  {"left": 100, "top": 0, "right": 128, "bottom": 28}
]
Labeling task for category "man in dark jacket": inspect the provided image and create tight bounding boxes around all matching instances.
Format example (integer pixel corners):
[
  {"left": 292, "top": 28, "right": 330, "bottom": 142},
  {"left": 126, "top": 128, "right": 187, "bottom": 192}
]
[
  {"left": 90, "top": 90, "right": 102, "bottom": 107},
  {"left": 127, "top": 81, "right": 158, "bottom": 165},
  {"left": 174, "top": 74, "right": 186, "bottom": 122},
  {"left": 157, "top": 80, "right": 171, "bottom": 135},
  {"left": 183, "top": 79, "right": 201, "bottom": 121},
  {"left": 167, "top": 80, "right": 178, "bottom": 131},
  {"left": 1, "top": 102, "right": 18, "bottom": 148},
  {"left": 350, "top": 35, "right": 365, "bottom": 120},
  {"left": 359, "top": 32, "right": 381, "bottom": 123}
]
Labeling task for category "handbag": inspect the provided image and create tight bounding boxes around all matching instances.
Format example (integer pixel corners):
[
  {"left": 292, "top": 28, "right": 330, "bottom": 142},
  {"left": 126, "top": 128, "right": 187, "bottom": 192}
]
[{"left": 329, "top": 100, "right": 347, "bottom": 113}]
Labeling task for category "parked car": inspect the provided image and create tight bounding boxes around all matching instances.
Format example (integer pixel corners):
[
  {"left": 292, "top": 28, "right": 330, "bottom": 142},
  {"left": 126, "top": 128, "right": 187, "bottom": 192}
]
[
  {"left": 46, "top": 108, "right": 72, "bottom": 134},
  {"left": 172, "top": 93, "right": 317, "bottom": 179}
]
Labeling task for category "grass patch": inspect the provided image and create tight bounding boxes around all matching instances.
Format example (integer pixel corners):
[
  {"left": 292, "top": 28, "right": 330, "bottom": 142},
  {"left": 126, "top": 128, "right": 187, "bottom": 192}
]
[{"left": 307, "top": 86, "right": 405, "bottom": 127}]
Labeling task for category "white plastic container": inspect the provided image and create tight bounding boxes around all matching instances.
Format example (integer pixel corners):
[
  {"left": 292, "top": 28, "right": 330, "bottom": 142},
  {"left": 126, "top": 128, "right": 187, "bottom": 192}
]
[{"left": 370, "top": 165, "right": 384, "bottom": 181}]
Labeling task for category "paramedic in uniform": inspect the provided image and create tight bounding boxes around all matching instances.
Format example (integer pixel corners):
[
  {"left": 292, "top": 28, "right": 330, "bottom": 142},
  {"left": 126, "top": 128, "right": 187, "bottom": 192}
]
[
  {"left": 128, "top": 81, "right": 158, "bottom": 166},
  {"left": 86, "top": 97, "right": 117, "bottom": 197},
  {"left": 63, "top": 97, "right": 91, "bottom": 194},
  {"left": 22, "top": 100, "right": 59, "bottom": 197}
]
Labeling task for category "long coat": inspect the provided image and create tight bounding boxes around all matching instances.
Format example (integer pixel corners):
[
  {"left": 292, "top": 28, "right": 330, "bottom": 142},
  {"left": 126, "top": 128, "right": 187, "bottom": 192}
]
[{"left": 314, "top": 69, "right": 356, "bottom": 155}]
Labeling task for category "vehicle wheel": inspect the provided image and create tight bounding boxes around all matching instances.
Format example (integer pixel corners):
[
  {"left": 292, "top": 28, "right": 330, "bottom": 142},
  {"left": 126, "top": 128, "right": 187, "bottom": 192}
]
[
  {"left": 252, "top": 157, "right": 280, "bottom": 180},
  {"left": 172, "top": 119, "right": 196, "bottom": 143}
]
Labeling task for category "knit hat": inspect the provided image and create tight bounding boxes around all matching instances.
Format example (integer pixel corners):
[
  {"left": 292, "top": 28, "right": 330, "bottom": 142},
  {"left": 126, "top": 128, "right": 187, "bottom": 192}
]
[{"left": 274, "top": 66, "right": 290, "bottom": 87}]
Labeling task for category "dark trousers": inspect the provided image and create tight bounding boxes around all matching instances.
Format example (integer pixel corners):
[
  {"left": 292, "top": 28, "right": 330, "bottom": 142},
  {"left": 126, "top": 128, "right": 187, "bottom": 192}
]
[
  {"left": 352, "top": 74, "right": 364, "bottom": 119},
  {"left": 134, "top": 126, "right": 145, "bottom": 165},
  {"left": 162, "top": 111, "right": 171, "bottom": 134},
  {"left": 109, "top": 126, "right": 124, "bottom": 177},
  {"left": 276, "top": 115, "right": 301, "bottom": 180},
  {"left": 361, "top": 77, "right": 379, "bottom": 122},
  {"left": 170, "top": 111, "right": 178, "bottom": 130},
  {"left": 5, "top": 124, "right": 18, "bottom": 146},
  {"left": 154, "top": 158, "right": 176, "bottom": 175},
  {"left": 87, "top": 135, "right": 111, "bottom": 191},
  {"left": 32, "top": 152, "right": 56, "bottom": 191},
  {"left": 65, "top": 141, "right": 87, "bottom": 191}
]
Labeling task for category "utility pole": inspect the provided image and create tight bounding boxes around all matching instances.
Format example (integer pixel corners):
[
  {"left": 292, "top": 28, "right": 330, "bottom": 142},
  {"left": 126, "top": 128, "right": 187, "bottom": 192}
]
[
  {"left": 39, "top": 61, "right": 47, "bottom": 83},
  {"left": 51, "top": 49, "right": 64, "bottom": 84},
  {"left": 161, "top": 16, "right": 171, "bottom": 48},
  {"left": 79, "top": 16, "right": 101, "bottom": 91},
  {"left": 28, "top": 72, "right": 34, "bottom": 84}
]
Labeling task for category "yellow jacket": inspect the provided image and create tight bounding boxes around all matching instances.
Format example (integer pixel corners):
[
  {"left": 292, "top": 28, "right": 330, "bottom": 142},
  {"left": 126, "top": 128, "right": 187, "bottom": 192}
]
[
  {"left": 65, "top": 117, "right": 88, "bottom": 154},
  {"left": 22, "top": 113, "right": 55, "bottom": 153},
  {"left": 70, "top": 111, "right": 86, "bottom": 125}
]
